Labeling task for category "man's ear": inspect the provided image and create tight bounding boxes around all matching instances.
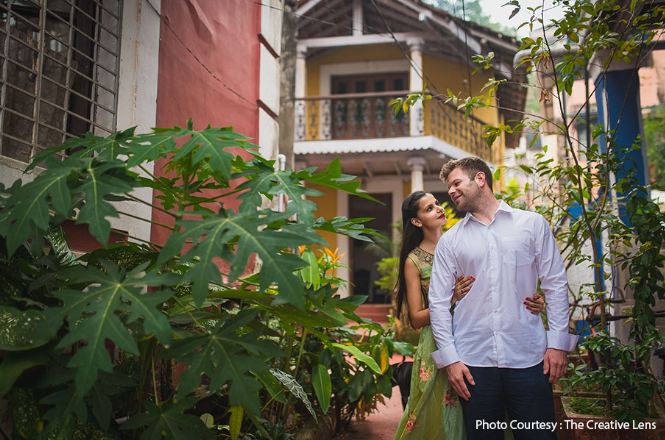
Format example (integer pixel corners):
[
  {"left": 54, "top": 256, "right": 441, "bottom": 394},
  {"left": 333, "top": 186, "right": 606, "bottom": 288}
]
[
  {"left": 411, "top": 217, "right": 422, "bottom": 228},
  {"left": 475, "top": 171, "right": 487, "bottom": 188}
]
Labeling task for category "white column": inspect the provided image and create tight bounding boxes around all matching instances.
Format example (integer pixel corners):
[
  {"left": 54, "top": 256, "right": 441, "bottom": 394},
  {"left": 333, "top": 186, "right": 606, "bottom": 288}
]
[
  {"left": 407, "top": 156, "right": 426, "bottom": 193},
  {"left": 352, "top": 0, "right": 363, "bottom": 36},
  {"left": 408, "top": 38, "right": 424, "bottom": 136},
  {"left": 294, "top": 46, "right": 307, "bottom": 141}
]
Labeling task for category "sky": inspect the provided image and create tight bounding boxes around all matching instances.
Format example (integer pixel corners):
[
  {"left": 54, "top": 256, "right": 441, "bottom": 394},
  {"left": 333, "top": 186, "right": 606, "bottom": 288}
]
[{"left": 477, "top": 0, "right": 566, "bottom": 37}]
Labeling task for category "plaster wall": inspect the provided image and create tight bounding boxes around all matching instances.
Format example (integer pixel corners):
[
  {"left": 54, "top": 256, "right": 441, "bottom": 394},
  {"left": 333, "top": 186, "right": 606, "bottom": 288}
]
[{"left": 152, "top": 0, "right": 261, "bottom": 245}]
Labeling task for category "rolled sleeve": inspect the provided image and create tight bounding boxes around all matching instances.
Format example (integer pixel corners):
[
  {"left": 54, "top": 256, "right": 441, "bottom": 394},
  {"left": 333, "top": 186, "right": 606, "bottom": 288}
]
[
  {"left": 428, "top": 234, "right": 459, "bottom": 368},
  {"left": 431, "top": 345, "right": 461, "bottom": 369},
  {"left": 547, "top": 330, "right": 579, "bottom": 352}
]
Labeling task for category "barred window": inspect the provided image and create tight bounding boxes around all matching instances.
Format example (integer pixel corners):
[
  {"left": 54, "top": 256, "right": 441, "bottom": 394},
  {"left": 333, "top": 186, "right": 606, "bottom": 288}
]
[{"left": 0, "top": 0, "right": 122, "bottom": 163}]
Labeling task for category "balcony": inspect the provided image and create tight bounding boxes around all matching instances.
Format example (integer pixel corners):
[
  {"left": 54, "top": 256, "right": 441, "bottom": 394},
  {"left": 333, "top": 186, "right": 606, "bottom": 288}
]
[{"left": 294, "top": 91, "right": 498, "bottom": 164}]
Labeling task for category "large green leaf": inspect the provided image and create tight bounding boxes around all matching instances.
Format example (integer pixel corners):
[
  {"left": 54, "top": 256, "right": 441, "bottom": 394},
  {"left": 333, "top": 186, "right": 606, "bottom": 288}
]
[
  {"left": 312, "top": 363, "right": 332, "bottom": 414},
  {"left": 331, "top": 343, "right": 381, "bottom": 373},
  {"left": 160, "top": 309, "right": 283, "bottom": 415},
  {"left": 296, "top": 157, "right": 378, "bottom": 202},
  {"left": 43, "top": 262, "right": 174, "bottom": 395},
  {"left": 0, "top": 157, "right": 76, "bottom": 256},
  {"left": 160, "top": 209, "right": 323, "bottom": 308},
  {"left": 298, "top": 248, "right": 321, "bottom": 288},
  {"left": 314, "top": 216, "right": 380, "bottom": 243},
  {"left": 234, "top": 156, "right": 323, "bottom": 223},
  {"left": 0, "top": 305, "right": 51, "bottom": 351},
  {"left": 76, "top": 162, "right": 136, "bottom": 246},
  {"left": 166, "top": 122, "right": 249, "bottom": 177},
  {"left": 121, "top": 396, "right": 214, "bottom": 440},
  {"left": 125, "top": 132, "right": 178, "bottom": 167}
]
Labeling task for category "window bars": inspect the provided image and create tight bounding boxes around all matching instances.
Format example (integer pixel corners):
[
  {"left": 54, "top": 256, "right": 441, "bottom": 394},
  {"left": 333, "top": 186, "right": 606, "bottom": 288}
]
[{"left": 0, "top": 0, "right": 122, "bottom": 163}]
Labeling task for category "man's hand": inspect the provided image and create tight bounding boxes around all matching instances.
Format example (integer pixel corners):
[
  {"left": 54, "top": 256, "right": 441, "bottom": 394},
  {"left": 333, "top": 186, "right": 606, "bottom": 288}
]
[
  {"left": 543, "top": 348, "right": 567, "bottom": 384},
  {"left": 445, "top": 361, "right": 474, "bottom": 401}
]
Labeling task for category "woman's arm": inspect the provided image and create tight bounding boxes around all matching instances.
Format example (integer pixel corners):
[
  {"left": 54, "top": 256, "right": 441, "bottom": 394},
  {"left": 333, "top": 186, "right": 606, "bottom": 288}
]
[{"left": 405, "top": 258, "right": 430, "bottom": 329}]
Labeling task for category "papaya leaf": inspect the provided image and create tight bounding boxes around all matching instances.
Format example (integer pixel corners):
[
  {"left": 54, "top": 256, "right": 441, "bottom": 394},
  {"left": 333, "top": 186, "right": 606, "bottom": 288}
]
[
  {"left": 312, "top": 363, "right": 332, "bottom": 414},
  {"left": 43, "top": 261, "right": 173, "bottom": 395},
  {"left": 162, "top": 209, "right": 319, "bottom": 308},
  {"left": 170, "top": 125, "right": 249, "bottom": 178},
  {"left": 76, "top": 162, "right": 136, "bottom": 246},
  {"left": 121, "top": 396, "right": 214, "bottom": 440},
  {"left": 234, "top": 156, "right": 323, "bottom": 223},
  {"left": 314, "top": 216, "right": 379, "bottom": 243},
  {"left": 125, "top": 132, "right": 178, "bottom": 167},
  {"left": 0, "top": 157, "right": 77, "bottom": 256},
  {"left": 296, "top": 158, "right": 378, "bottom": 202},
  {"left": 40, "top": 385, "right": 88, "bottom": 424},
  {"left": 160, "top": 309, "right": 282, "bottom": 415},
  {"left": 269, "top": 368, "right": 317, "bottom": 420}
]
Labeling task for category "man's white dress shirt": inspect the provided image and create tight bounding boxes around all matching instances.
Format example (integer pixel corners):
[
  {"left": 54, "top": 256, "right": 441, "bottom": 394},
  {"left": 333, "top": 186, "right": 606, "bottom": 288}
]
[{"left": 429, "top": 201, "right": 578, "bottom": 369}]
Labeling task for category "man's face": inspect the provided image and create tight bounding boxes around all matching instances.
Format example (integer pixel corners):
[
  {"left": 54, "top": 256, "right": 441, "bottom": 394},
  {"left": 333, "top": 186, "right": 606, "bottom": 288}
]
[{"left": 447, "top": 167, "right": 481, "bottom": 212}]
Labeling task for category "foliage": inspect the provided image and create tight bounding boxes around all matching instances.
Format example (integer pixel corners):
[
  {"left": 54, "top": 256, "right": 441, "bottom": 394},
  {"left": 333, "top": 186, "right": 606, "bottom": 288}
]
[
  {"left": 643, "top": 108, "right": 665, "bottom": 191},
  {"left": 425, "top": 0, "right": 518, "bottom": 37},
  {"left": 0, "top": 121, "right": 396, "bottom": 438},
  {"left": 392, "top": 0, "right": 665, "bottom": 422}
]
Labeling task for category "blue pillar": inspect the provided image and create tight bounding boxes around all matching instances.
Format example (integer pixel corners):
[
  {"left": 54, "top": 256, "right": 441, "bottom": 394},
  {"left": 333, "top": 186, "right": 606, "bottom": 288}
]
[{"left": 595, "top": 69, "right": 649, "bottom": 225}]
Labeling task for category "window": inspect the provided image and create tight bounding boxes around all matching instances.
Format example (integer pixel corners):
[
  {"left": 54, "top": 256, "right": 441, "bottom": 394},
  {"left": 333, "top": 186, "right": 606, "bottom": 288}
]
[{"left": 0, "top": 0, "right": 122, "bottom": 163}]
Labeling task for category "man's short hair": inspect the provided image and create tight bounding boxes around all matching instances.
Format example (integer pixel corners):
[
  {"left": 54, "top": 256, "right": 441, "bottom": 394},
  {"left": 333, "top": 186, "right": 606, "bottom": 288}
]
[{"left": 439, "top": 156, "right": 493, "bottom": 191}]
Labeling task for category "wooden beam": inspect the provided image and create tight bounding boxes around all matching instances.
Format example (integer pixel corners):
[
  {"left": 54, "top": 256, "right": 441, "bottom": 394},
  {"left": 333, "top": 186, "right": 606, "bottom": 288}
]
[
  {"left": 299, "top": 32, "right": 421, "bottom": 49},
  {"left": 295, "top": 0, "right": 325, "bottom": 17}
]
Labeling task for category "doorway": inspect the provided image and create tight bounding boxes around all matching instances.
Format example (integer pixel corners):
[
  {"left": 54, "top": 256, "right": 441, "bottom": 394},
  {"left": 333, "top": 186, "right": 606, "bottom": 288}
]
[{"left": 348, "top": 192, "right": 393, "bottom": 304}]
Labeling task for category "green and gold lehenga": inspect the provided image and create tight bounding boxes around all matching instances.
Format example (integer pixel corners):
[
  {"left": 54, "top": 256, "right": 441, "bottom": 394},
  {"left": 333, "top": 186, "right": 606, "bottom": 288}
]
[{"left": 394, "top": 247, "right": 465, "bottom": 439}]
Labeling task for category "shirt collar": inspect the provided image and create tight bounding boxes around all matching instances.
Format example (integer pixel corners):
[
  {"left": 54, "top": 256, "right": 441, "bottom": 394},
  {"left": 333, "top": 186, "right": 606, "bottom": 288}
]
[{"left": 460, "top": 200, "right": 513, "bottom": 226}]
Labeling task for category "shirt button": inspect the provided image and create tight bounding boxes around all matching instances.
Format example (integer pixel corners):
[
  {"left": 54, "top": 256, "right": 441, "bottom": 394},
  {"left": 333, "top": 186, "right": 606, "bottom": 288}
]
[{"left": 490, "top": 266, "right": 494, "bottom": 270}]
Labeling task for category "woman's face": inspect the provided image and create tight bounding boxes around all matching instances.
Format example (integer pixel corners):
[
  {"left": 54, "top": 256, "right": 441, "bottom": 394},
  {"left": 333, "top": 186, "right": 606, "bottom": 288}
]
[{"left": 412, "top": 193, "right": 446, "bottom": 229}]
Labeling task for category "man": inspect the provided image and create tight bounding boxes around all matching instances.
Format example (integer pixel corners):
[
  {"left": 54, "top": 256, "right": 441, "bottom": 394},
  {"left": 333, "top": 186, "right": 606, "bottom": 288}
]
[{"left": 429, "top": 157, "right": 578, "bottom": 439}]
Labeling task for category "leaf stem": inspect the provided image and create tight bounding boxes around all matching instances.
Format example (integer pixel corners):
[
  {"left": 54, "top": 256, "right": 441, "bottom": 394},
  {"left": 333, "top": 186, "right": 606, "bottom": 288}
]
[
  {"left": 117, "top": 210, "right": 174, "bottom": 231},
  {"left": 124, "top": 193, "right": 177, "bottom": 218}
]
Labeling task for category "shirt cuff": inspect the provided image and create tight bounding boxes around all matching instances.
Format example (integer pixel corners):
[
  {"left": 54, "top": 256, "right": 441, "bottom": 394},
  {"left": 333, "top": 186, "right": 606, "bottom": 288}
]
[
  {"left": 547, "top": 330, "right": 579, "bottom": 352},
  {"left": 430, "top": 345, "right": 461, "bottom": 369}
]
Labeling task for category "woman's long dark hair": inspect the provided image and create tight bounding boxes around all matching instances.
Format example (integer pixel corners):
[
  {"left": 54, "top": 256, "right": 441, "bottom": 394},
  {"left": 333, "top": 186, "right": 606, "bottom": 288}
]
[{"left": 395, "top": 191, "right": 428, "bottom": 328}]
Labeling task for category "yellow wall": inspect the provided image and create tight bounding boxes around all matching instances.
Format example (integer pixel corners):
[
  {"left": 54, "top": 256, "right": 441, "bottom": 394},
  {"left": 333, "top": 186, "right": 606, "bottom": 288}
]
[
  {"left": 303, "top": 45, "right": 505, "bottom": 161},
  {"left": 309, "top": 184, "right": 338, "bottom": 250},
  {"left": 422, "top": 55, "right": 498, "bottom": 126},
  {"left": 403, "top": 181, "right": 412, "bottom": 200}
]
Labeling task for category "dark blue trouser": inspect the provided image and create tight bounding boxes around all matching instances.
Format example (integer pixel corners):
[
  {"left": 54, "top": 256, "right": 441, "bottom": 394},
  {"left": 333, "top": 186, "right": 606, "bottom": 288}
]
[{"left": 459, "top": 361, "right": 558, "bottom": 440}]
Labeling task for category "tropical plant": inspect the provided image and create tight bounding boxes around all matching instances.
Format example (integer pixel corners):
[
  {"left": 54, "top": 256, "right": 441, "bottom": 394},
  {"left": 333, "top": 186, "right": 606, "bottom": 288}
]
[{"left": 0, "top": 120, "right": 390, "bottom": 438}]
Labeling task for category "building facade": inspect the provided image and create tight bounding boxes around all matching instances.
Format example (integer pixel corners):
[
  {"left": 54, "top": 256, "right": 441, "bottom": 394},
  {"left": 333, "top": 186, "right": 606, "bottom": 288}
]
[
  {"left": 0, "top": 0, "right": 282, "bottom": 251},
  {"left": 294, "top": 0, "right": 527, "bottom": 303}
]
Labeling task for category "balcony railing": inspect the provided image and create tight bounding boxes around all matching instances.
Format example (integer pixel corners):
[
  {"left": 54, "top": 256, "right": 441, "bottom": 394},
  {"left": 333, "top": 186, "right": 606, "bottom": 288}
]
[
  {"left": 295, "top": 91, "right": 498, "bottom": 163},
  {"left": 426, "top": 100, "right": 499, "bottom": 164},
  {"left": 295, "top": 91, "right": 411, "bottom": 141}
]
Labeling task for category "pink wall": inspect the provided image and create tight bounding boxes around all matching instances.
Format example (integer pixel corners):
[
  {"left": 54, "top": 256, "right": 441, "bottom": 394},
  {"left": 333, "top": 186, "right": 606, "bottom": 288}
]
[{"left": 152, "top": 0, "right": 262, "bottom": 245}]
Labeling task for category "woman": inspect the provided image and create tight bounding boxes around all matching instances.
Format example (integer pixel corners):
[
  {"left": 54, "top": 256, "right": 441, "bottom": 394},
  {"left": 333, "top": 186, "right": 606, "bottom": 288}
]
[{"left": 393, "top": 191, "right": 545, "bottom": 439}]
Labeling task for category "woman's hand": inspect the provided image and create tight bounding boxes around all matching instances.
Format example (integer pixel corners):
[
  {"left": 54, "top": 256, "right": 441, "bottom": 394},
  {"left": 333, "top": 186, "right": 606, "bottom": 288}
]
[
  {"left": 452, "top": 275, "right": 474, "bottom": 305},
  {"left": 524, "top": 293, "right": 545, "bottom": 314}
]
